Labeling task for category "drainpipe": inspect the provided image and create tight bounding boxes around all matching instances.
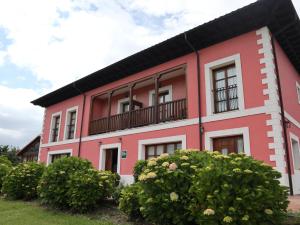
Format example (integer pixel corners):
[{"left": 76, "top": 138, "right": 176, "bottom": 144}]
[
  {"left": 271, "top": 37, "right": 294, "bottom": 195},
  {"left": 184, "top": 33, "right": 203, "bottom": 150},
  {"left": 72, "top": 82, "right": 86, "bottom": 158}
]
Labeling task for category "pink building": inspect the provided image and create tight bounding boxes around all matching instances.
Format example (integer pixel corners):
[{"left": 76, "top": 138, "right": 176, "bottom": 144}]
[{"left": 32, "top": 0, "right": 300, "bottom": 194}]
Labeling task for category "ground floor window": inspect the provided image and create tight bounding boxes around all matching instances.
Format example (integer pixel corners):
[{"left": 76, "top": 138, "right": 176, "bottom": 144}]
[
  {"left": 50, "top": 153, "right": 71, "bottom": 163},
  {"left": 213, "top": 135, "right": 244, "bottom": 155},
  {"left": 292, "top": 138, "right": 300, "bottom": 170},
  {"left": 145, "top": 142, "right": 182, "bottom": 159}
]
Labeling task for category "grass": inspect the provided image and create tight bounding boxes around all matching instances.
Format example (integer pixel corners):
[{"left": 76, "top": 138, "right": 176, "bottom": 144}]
[
  {"left": 0, "top": 198, "right": 141, "bottom": 225},
  {"left": 0, "top": 198, "right": 299, "bottom": 225}
]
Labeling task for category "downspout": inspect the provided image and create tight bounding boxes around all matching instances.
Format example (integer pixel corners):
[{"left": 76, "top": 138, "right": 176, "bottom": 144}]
[
  {"left": 72, "top": 82, "right": 86, "bottom": 158},
  {"left": 271, "top": 37, "right": 294, "bottom": 195},
  {"left": 184, "top": 33, "right": 203, "bottom": 150}
]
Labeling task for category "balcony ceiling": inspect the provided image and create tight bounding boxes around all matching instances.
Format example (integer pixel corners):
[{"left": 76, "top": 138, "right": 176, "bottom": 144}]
[{"left": 32, "top": 0, "right": 300, "bottom": 107}]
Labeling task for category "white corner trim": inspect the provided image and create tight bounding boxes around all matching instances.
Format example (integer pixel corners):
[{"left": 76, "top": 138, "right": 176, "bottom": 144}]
[
  {"left": 138, "top": 134, "right": 186, "bottom": 160},
  {"left": 204, "top": 53, "right": 245, "bottom": 116},
  {"left": 285, "top": 111, "right": 300, "bottom": 129},
  {"left": 63, "top": 106, "right": 79, "bottom": 140},
  {"left": 296, "top": 81, "right": 300, "bottom": 104},
  {"left": 46, "top": 149, "right": 72, "bottom": 166},
  {"left": 149, "top": 85, "right": 172, "bottom": 106},
  {"left": 99, "top": 143, "right": 121, "bottom": 174},
  {"left": 117, "top": 96, "right": 136, "bottom": 114},
  {"left": 48, "top": 111, "right": 62, "bottom": 143},
  {"left": 257, "top": 27, "right": 287, "bottom": 185},
  {"left": 204, "top": 127, "right": 251, "bottom": 156}
]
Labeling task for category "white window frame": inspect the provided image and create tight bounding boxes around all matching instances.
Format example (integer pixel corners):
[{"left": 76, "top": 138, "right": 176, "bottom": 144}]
[
  {"left": 296, "top": 82, "right": 300, "bottom": 104},
  {"left": 290, "top": 132, "right": 300, "bottom": 171},
  {"left": 63, "top": 106, "right": 78, "bottom": 140},
  {"left": 99, "top": 143, "right": 121, "bottom": 174},
  {"left": 204, "top": 127, "right": 251, "bottom": 156},
  {"left": 138, "top": 135, "right": 186, "bottom": 160},
  {"left": 117, "top": 96, "right": 136, "bottom": 114},
  {"left": 204, "top": 54, "right": 245, "bottom": 116},
  {"left": 149, "top": 85, "right": 172, "bottom": 106},
  {"left": 48, "top": 111, "right": 62, "bottom": 143},
  {"left": 46, "top": 149, "right": 72, "bottom": 166}
]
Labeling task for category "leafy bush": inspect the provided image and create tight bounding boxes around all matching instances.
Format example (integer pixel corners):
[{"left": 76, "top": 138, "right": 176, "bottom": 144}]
[
  {"left": 119, "top": 183, "right": 143, "bottom": 219},
  {"left": 112, "top": 184, "right": 124, "bottom": 204},
  {"left": 0, "top": 156, "right": 12, "bottom": 189},
  {"left": 133, "top": 160, "right": 147, "bottom": 182},
  {"left": 1, "top": 162, "right": 45, "bottom": 200},
  {"left": 38, "top": 157, "right": 120, "bottom": 212},
  {"left": 133, "top": 150, "right": 288, "bottom": 225}
]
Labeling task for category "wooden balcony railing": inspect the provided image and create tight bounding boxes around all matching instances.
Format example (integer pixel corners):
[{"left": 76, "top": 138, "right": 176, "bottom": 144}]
[{"left": 89, "top": 98, "right": 187, "bottom": 135}]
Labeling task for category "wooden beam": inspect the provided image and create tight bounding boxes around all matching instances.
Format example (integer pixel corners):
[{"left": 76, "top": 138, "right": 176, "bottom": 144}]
[
  {"left": 128, "top": 84, "right": 135, "bottom": 128},
  {"left": 107, "top": 91, "right": 113, "bottom": 131},
  {"left": 154, "top": 75, "right": 160, "bottom": 124}
]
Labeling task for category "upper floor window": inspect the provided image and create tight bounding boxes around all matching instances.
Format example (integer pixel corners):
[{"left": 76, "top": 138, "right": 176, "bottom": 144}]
[
  {"left": 64, "top": 107, "right": 78, "bottom": 140},
  {"left": 213, "top": 65, "right": 239, "bottom": 113},
  {"left": 205, "top": 54, "right": 245, "bottom": 116},
  {"left": 296, "top": 82, "right": 300, "bottom": 104},
  {"left": 50, "top": 114, "right": 61, "bottom": 142},
  {"left": 121, "top": 101, "right": 130, "bottom": 113},
  {"left": 149, "top": 85, "right": 172, "bottom": 106}
]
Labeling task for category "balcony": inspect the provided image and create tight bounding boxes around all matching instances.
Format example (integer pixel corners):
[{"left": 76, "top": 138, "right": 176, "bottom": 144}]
[
  {"left": 88, "top": 66, "right": 187, "bottom": 136},
  {"left": 89, "top": 98, "right": 187, "bottom": 135}
]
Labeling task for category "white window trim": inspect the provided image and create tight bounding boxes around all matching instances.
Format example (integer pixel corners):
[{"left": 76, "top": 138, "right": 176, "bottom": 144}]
[
  {"left": 296, "top": 82, "right": 300, "bottom": 104},
  {"left": 290, "top": 132, "right": 300, "bottom": 171},
  {"left": 63, "top": 106, "right": 79, "bottom": 140},
  {"left": 138, "top": 135, "right": 186, "bottom": 160},
  {"left": 204, "top": 127, "right": 251, "bottom": 156},
  {"left": 204, "top": 54, "right": 245, "bottom": 116},
  {"left": 117, "top": 96, "right": 136, "bottom": 114},
  {"left": 46, "top": 149, "right": 72, "bottom": 166},
  {"left": 48, "top": 111, "right": 62, "bottom": 143},
  {"left": 149, "top": 85, "right": 172, "bottom": 106},
  {"left": 99, "top": 143, "right": 121, "bottom": 174}
]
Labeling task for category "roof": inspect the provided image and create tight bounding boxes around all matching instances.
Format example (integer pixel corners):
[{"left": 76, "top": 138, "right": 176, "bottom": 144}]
[
  {"left": 17, "top": 135, "right": 41, "bottom": 156},
  {"left": 32, "top": 0, "right": 300, "bottom": 107}
]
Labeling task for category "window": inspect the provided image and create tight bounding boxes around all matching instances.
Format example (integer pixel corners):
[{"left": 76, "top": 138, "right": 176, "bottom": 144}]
[
  {"left": 149, "top": 85, "right": 172, "bottom": 106},
  {"left": 121, "top": 101, "right": 130, "bottom": 113},
  {"left": 66, "top": 110, "right": 77, "bottom": 139},
  {"left": 145, "top": 142, "right": 182, "bottom": 159},
  {"left": 297, "top": 82, "right": 300, "bottom": 104},
  {"left": 51, "top": 153, "right": 71, "bottom": 163},
  {"left": 291, "top": 138, "right": 300, "bottom": 170},
  {"left": 213, "top": 65, "right": 238, "bottom": 113},
  {"left": 51, "top": 115, "right": 61, "bottom": 142},
  {"left": 213, "top": 135, "right": 244, "bottom": 155}
]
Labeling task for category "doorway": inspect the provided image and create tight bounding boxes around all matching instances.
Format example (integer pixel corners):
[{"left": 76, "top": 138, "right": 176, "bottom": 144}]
[{"left": 105, "top": 148, "right": 118, "bottom": 173}]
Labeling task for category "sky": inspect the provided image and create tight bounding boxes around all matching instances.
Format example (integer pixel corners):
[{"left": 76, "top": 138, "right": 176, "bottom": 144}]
[{"left": 0, "top": 0, "right": 299, "bottom": 148}]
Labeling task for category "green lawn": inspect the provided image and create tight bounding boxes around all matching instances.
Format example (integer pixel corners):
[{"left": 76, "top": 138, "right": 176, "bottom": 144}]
[
  {"left": 0, "top": 198, "right": 137, "bottom": 225},
  {"left": 0, "top": 198, "right": 299, "bottom": 225}
]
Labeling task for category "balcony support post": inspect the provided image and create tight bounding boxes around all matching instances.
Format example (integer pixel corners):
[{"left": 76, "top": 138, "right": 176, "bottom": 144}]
[
  {"left": 107, "top": 91, "right": 113, "bottom": 131},
  {"left": 128, "top": 83, "right": 136, "bottom": 128},
  {"left": 154, "top": 75, "right": 161, "bottom": 124}
]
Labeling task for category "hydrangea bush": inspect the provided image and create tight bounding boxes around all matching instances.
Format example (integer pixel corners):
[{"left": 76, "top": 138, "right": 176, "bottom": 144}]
[
  {"left": 1, "top": 162, "right": 45, "bottom": 200},
  {"left": 0, "top": 156, "right": 12, "bottom": 189},
  {"left": 128, "top": 150, "right": 288, "bottom": 225},
  {"left": 38, "top": 157, "right": 120, "bottom": 212}
]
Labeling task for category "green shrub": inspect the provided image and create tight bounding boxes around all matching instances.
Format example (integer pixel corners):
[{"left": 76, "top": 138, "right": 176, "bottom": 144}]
[
  {"left": 38, "top": 157, "right": 120, "bottom": 212},
  {"left": 112, "top": 184, "right": 124, "bottom": 204},
  {"left": 133, "top": 160, "right": 147, "bottom": 182},
  {"left": 119, "top": 183, "right": 143, "bottom": 219},
  {"left": 135, "top": 150, "right": 288, "bottom": 225},
  {"left": 67, "top": 169, "right": 105, "bottom": 212},
  {"left": 0, "top": 156, "right": 12, "bottom": 189},
  {"left": 98, "top": 170, "right": 120, "bottom": 198},
  {"left": 38, "top": 157, "right": 94, "bottom": 209},
  {"left": 1, "top": 162, "right": 45, "bottom": 200}
]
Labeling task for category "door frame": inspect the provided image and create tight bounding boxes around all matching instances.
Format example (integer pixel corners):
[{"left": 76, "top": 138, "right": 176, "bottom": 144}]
[{"left": 99, "top": 143, "right": 121, "bottom": 174}]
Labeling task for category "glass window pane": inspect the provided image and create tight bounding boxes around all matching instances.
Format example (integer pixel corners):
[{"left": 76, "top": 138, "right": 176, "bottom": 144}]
[
  {"left": 237, "top": 138, "right": 244, "bottom": 153},
  {"left": 215, "top": 71, "right": 225, "bottom": 80},
  {"left": 147, "top": 146, "right": 155, "bottom": 155},
  {"left": 292, "top": 140, "right": 300, "bottom": 170},
  {"left": 228, "top": 76, "right": 237, "bottom": 86},
  {"left": 157, "top": 145, "right": 164, "bottom": 155},
  {"left": 227, "top": 67, "right": 236, "bottom": 77},
  {"left": 215, "top": 80, "right": 225, "bottom": 89},
  {"left": 176, "top": 143, "right": 182, "bottom": 150},
  {"left": 167, "top": 144, "right": 175, "bottom": 154}
]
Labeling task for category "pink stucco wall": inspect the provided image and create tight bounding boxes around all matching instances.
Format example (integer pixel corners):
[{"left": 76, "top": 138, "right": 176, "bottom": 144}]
[{"left": 39, "top": 29, "right": 299, "bottom": 180}]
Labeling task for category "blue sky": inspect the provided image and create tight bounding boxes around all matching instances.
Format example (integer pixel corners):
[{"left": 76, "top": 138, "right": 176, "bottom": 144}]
[{"left": 0, "top": 0, "right": 299, "bottom": 148}]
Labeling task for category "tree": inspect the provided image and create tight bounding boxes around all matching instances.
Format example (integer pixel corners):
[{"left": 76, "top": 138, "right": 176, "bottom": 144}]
[{"left": 0, "top": 145, "right": 21, "bottom": 165}]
